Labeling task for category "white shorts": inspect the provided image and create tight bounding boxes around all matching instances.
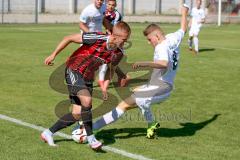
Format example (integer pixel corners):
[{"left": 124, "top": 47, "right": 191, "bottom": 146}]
[
  {"left": 131, "top": 82, "right": 173, "bottom": 112},
  {"left": 189, "top": 25, "right": 201, "bottom": 37}
]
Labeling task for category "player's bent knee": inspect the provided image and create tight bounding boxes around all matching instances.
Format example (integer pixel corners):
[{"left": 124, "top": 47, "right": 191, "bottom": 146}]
[
  {"left": 81, "top": 101, "right": 92, "bottom": 108},
  {"left": 72, "top": 104, "right": 81, "bottom": 119},
  {"left": 118, "top": 97, "right": 136, "bottom": 111},
  {"left": 72, "top": 112, "right": 81, "bottom": 120}
]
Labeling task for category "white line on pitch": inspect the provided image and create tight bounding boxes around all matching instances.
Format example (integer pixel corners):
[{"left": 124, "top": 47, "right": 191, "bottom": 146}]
[{"left": 0, "top": 114, "right": 153, "bottom": 160}]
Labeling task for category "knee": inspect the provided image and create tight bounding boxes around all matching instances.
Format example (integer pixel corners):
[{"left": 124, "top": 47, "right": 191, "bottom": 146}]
[
  {"left": 81, "top": 105, "right": 92, "bottom": 111},
  {"left": 71, "top": 111, "right": 81, "bottom": 120},
  {"left": 71, "top": 105, "right": 82, "bottom": 120},
  {"left": 81, "top": 100, "right": 92, "bottom": 108},
  {"left": 118, "top": 102, "right": 131, "bottom": 112}
]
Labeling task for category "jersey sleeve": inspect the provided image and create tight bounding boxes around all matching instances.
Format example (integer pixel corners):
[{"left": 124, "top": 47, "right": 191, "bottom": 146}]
[
  {"left": 79, "top": 8, "right": 89, "bottom": 23},
  {"left": 167, "top": 29, "right": 185, "bottom": 50},
  {"left": 82, "top": 32, "right": 106, "bottom": 45},
  {"left": 112, "top": 10, "right": 122, "bottom": 25}
]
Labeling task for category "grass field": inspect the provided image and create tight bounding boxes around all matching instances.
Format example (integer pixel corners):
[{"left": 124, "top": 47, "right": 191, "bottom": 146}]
[{"left": 0, "top": 23, "right": 240, "bottom": 160}]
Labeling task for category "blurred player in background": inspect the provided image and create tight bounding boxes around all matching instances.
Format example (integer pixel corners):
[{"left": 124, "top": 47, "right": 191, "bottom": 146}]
[
  {"left": 188, "top": 0, "right": 205, "bottom": 54},
  {"left": 103, "top": 0, "right": 122, "bottom": 34},
  {"left": 79, "top": 0, "right": 105, "bottom": 32},
  {"left": 99, "top": 0, "right": 129, "bottom": 100},
  {"left": 82, "top": 3, "right": 190, "bottom": 139}
]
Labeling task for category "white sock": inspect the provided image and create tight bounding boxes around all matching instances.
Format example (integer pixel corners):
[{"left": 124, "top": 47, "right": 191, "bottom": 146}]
[
  {"left": 93, "top": 107, "right": 124, "bottom": 130},
  {"left": 45, "top": 129, "right": 53, "bottom": 136},
  {"left": 87, "top": 134, "right": 95, "bottom": 143},
  {"left": 142, "top": 109, "right": 154, "bottom": 124},
  {"left": 98, "top": 64, "right": 108, "bottom": 81},
  {"left": 193, "top": 37, "right": 199, "bottom": 52}
]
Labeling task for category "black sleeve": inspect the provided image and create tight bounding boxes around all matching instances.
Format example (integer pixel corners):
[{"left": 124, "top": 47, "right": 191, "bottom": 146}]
[
  {"left": 82, "top": 32, "right": 107, "bottom": 45},
  {"left": 82, "top": 32, "right": 98, "bottom": 45}
]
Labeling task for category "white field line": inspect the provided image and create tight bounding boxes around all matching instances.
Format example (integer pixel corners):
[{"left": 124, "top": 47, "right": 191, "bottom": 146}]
[{"left": 0, "top": 114, "right": 153, "bottom": 160}]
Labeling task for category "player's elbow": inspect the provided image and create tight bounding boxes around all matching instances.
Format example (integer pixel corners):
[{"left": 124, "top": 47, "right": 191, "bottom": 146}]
[
  {"left": 155, "top": 61, "right": 168, "bottom": 69},
  {"left": 79, "top": 22, "right": 87, "bottom": 31}
]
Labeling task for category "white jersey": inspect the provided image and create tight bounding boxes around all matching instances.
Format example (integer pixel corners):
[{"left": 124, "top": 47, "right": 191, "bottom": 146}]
[
  {"left": 190, "top": 7, "right": 205, "bottom": 28},
  {"left": 149, "top": 29, "right": 185, "bottom": 86},
  {"left": 79, "top": 4, "right": 106, "bottom": 32}
]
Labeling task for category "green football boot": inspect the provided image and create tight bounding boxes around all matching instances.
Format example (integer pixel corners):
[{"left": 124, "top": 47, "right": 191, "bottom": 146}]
[{"left": 146, "top": 122, "right": 160, "bottom": 139}]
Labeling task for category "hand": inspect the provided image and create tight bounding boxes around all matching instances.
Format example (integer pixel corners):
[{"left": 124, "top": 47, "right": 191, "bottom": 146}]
[
  {"left": 132, "top": 62, "right": 146, "bottom": 69},
  {"left": 132, "top": 62, "right": 142, "bottom": 69},
  {"left": 44, "top": 55, "right": 55, "bottom": 66}
]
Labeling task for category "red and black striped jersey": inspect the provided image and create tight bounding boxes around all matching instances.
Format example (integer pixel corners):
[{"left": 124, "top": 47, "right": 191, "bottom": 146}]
[
  {"left": 66, "top": 32, "right": 124, "bottom": 81},
  {"left": 104, "top": 9, "right": 122, "bottom": 25}
]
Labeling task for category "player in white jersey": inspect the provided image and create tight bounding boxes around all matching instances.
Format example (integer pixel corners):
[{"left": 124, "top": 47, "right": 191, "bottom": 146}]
[
  {"left": 79, "top": 0, "right": 105, "bottom": 32},
  {"left": 78, "top": 4, "right": 190, "bottom": 139},
  {"left": 188, "top": 0, "right": 205, "bottom": 54}
]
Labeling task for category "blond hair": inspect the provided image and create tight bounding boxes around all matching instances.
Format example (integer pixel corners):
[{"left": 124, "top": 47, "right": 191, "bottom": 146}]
[
  {"left": 143, "top": 24, "right": 164, "bottom": 36},
  {"left": 113, "top": 21, "right": 131, "bottom": 35}
]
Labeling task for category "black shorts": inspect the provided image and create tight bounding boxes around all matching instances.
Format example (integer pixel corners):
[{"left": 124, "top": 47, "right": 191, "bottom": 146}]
[{"left": 65, "top": 67, "right": 93, "bottom": 105}]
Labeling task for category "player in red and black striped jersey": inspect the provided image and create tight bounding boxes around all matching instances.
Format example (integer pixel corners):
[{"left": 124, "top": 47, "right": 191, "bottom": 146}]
[
  {"left": 66, "top": 32, "right": 124, "bottom": 81},
  {"left": 41, "top": 21, "right": 131, "bottom": 150}
]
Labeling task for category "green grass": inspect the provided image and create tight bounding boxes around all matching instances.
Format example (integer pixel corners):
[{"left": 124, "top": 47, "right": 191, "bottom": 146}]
[{"left": 0, "top": 23, "right": 240, "bottom": 160}]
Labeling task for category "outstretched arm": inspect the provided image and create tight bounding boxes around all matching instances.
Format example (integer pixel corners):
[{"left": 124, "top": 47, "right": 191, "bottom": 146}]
[
  {"left": 132, "top": 60, "right": 168, "bottom": 69},
  {"left": 44, "top": 33, "right": 83, "bottom": 65},
  {"left": 181, "top": 4, "right": 190, "bottom": 33}
]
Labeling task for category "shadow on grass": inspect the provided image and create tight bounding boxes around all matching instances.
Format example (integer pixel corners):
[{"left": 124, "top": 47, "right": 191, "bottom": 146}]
[
  {"left": 96, "top": 114, "right": 220, "bottom": 146},
  {"left": 199, "top": 48, "right": 215, "bottom": 53},
  {"left": 54, "top": 139, "right": 73, "bottom": 143}
]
